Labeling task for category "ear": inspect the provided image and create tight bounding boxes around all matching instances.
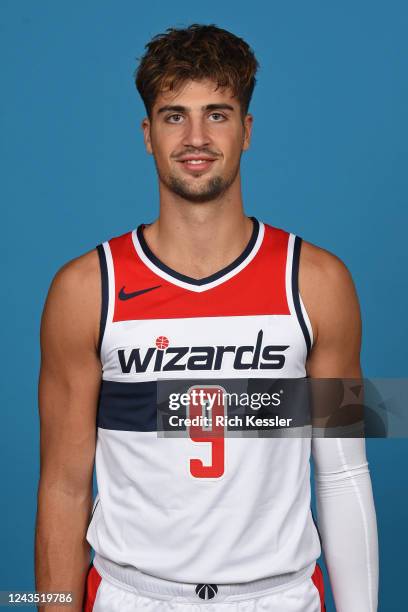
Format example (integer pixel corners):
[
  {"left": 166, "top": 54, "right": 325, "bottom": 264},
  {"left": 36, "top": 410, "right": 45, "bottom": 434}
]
[
  {"left": 242, "top": 113, "right": 253, "bottom": 151},
  {"left": 142, "top": 117, "right": 153, "bottom": 154}
]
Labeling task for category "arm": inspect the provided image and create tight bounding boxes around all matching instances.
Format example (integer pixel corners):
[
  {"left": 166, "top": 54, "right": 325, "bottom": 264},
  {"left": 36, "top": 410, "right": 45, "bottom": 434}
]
[
  {"left": 299, "top": 241, "right": 379, "bottom": 612},
  {"left": 35, "top": 250, "right": 101, "bottom": 611}
]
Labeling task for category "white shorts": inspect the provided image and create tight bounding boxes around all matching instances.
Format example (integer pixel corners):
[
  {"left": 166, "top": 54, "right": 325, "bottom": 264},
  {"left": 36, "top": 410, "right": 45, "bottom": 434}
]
[{"left": 84, "top": 557, "right": 326, "bottom": 612}]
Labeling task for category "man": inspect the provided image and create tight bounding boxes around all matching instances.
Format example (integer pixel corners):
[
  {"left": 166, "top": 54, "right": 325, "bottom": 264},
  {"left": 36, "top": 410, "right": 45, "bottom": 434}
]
[{"left": 35, "top": 24, "right": 379, "bottom": 611}]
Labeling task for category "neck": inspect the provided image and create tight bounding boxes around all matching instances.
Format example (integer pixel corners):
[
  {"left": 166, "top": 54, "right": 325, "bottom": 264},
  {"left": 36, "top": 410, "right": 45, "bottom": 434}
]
[{"left": 143, "top": 177, "right": 253, "bottom": 280}]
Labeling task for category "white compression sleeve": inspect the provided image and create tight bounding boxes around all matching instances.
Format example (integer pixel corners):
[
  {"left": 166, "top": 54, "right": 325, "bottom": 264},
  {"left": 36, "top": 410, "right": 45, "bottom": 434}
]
[{"left": 312, "top": 437, "right": 379, "bottom": 612}]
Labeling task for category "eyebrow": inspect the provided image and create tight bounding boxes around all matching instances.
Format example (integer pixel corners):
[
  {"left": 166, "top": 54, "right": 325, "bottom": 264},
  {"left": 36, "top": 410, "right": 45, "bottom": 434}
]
[{"left": 157, "top": 103, "right": 235, "bottom": 114}]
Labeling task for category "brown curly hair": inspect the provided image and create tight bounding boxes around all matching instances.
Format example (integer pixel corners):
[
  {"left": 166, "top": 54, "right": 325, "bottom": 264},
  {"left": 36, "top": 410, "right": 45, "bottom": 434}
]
[{"left": 134, "top": 24, "right": 259, "bottom": 118}]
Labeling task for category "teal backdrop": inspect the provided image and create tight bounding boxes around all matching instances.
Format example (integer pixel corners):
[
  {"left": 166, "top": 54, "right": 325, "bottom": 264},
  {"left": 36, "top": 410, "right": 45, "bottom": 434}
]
[{"left": 1, "top": 1, "right": 407, "bottom": 610}]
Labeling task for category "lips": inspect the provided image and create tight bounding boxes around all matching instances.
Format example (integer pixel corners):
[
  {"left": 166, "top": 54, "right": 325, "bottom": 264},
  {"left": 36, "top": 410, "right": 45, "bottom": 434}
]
[{"left": 177, "top": 157, "right": 217, "bottom": 173}]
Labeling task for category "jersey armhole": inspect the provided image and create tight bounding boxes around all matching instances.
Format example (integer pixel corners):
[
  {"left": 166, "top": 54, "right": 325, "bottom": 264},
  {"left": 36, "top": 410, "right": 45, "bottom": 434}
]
[
  {"left": 96, "top": 244, "right": 109, "bottom": 357},
  {"left": 292, "top": 236, "right": 314, "bottom": 358}
]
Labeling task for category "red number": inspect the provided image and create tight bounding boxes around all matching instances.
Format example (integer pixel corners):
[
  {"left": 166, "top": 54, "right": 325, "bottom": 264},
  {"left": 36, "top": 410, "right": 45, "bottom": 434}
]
[{"left": 188, "top": 386, "right": 225, "bottom": 478}]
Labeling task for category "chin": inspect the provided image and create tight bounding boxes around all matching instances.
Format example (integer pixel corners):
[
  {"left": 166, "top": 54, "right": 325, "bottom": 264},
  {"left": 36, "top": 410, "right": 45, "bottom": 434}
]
[{"left": 169, "top": 175, "right": 228, "bottom": 203}]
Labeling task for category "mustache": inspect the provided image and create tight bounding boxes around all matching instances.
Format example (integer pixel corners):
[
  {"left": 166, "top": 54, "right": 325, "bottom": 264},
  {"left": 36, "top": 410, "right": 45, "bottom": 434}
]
[{"left": 171, "top": 148, "right": 221, "bottom": 160}]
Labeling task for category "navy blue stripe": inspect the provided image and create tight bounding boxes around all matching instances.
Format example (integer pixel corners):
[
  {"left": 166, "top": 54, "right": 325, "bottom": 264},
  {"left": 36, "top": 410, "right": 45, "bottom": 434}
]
[
  {"left": 97, "top": 378, "right": 312, "bottom": 432},
  {"left": 137, "top": 217, "right": 260, "bottom": 286},
  {"left": 97, "top": 380, "right": 158, "bottom": 431},
  {"left": 311, "top": 506, "right": 323, "bottom": 548},
  {"left": 87, "top": 498, "right": 100, "bottom": 528},
  {"left": 310, "top": 509, "right": 326, "bottom": 611},
  {"left": 292, "top": 237, "right": 312, "bottom": 358},
  {"left": 96, "top": 244, "right": 108, "bottom": 357}
]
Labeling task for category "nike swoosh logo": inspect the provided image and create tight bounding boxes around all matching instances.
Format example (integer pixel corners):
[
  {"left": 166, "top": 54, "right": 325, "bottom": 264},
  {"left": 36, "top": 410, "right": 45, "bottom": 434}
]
[{"left": 118, "top": 285, "right": 162, "bottom": 300}]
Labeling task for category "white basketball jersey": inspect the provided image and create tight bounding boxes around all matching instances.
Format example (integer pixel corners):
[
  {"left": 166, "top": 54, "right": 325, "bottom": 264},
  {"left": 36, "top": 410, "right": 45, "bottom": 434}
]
[{"left": 86, "top": 218, "right": 322, "bottom": 583}]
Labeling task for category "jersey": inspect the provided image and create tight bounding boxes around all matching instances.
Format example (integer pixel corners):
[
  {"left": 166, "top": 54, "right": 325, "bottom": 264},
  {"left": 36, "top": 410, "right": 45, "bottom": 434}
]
[{"left": 86, "top": 217, "right": 322, "bottom": 583}]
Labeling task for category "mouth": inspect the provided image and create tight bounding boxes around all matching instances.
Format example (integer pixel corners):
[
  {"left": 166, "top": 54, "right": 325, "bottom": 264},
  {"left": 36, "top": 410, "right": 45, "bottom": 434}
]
[{"left": 177, "top": 158, "right": 217, "bottom": 174}]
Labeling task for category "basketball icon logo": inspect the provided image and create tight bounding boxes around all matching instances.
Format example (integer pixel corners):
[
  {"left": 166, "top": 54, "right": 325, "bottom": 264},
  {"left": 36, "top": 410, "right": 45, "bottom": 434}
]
[
  {"left": 195, "top": 584, "right": 218, "bottom": 600},
  {"left": 155, "top": 336, "right": 169, "bottom": 349}
]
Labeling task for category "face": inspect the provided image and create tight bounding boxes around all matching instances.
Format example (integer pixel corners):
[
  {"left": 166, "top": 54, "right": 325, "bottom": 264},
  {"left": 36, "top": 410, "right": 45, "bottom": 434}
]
[{"left": 142, "top": 79, "right": 253, "bottom": 203}]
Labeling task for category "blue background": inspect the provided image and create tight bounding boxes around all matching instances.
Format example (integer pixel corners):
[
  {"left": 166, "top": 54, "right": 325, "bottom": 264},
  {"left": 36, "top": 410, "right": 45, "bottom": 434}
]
[{"left": 1, "top": 1, "right": 407, "bottom": 610}]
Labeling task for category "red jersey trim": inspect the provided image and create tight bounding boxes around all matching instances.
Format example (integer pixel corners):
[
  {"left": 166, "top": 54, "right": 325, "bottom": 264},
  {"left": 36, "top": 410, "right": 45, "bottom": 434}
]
[
  {"left": 83, "top": 564, "right": 102, "bottom": 612},
  {"left": 107, "top": 223, "right": 290, "bottom": 322},
  {"left": 311, "top": 563, "right": 326, "bottom": 611}
]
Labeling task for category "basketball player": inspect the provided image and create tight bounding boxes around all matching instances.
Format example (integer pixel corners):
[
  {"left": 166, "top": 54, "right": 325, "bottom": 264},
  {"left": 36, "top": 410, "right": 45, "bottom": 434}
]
[{"left": 35, "top": 25, "right": 379, "bottom": 611}]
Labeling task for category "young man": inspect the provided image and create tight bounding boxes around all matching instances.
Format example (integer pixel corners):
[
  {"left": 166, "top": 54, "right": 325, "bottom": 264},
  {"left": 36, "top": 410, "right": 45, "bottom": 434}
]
[{"left": 35, "top": 24, "right": 379, "bottom": 612}]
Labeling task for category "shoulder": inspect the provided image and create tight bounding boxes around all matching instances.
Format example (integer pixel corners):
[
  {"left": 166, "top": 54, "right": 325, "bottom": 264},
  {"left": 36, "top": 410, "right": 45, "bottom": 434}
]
[
  {"left": 41, "top": 248, "right": 101, "bottom": 351},
  {"left": 298, "top": 239, "right": 354, "bottom": 289},
  {"left": 297, "top": 238, "right": 361, "bottom": 345},
  {"left": 50, "top": 248, "right": 100, "bottom": 293},
  {"left": 264, "top": 222, "right": 355, "bottom": 295},
  {"left": 47, "top": 248, "right": 101, "bottom": 316}
]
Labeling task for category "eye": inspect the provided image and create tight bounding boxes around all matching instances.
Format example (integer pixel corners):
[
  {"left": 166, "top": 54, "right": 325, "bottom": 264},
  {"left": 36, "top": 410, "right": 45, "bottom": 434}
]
[
  {"left": 209, "top": 113, "right": 227, "bottom": 122},
  {"left": 166, "top": 114, "right": 184, "bottom": 123}
]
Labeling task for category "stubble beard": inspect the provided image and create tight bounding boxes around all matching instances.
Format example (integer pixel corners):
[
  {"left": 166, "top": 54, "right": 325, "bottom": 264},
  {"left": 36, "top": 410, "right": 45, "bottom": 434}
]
[{"left": 156, "top": 159, "right": 241, "bottom": 204}]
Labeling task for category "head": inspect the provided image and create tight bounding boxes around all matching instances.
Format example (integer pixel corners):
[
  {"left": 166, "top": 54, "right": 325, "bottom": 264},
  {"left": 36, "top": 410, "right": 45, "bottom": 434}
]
[{"left": 134, "top": 24, "right": 259, "bottom": 203}]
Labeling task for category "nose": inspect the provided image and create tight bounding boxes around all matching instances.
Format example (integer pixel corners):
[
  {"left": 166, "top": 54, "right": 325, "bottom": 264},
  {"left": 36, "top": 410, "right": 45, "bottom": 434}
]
[{"left": 182, "top": 115, "right": 211, "bottom": 149}]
